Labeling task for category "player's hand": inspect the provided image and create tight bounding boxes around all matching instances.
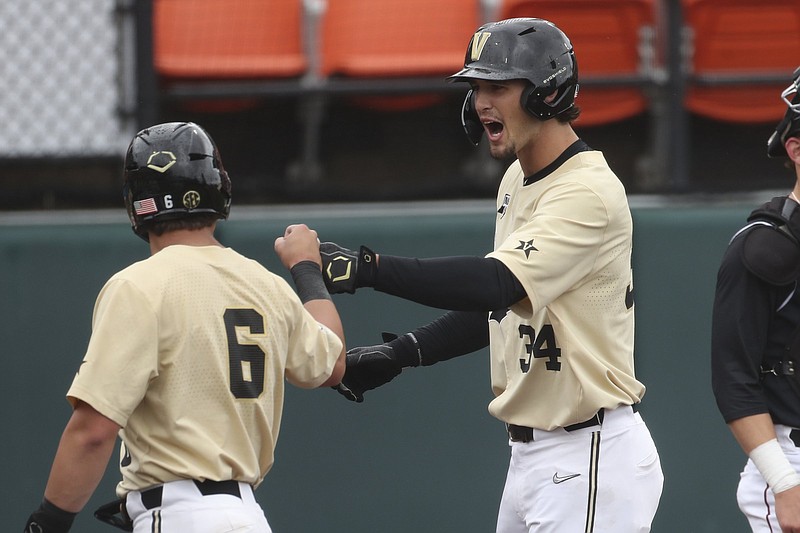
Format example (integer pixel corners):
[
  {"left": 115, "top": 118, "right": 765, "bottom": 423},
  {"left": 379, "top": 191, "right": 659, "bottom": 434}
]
[
  {"left": 274, "top": 224, "right": 321, "bottom": 270},
  {"left": 335, "top": 333, "right": 403, "bottom": 402},
  {"left": 775, "top": 485, "right": 800, "bottom": 532},
  {"left": 319, "top": 242, "right": 377, "bottom": 294}
]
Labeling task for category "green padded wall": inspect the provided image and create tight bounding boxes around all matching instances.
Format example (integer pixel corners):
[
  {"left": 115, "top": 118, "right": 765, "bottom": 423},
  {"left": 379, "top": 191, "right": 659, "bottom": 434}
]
[{"left": 0, "top": 200, "right": 756, "bottom": 532}]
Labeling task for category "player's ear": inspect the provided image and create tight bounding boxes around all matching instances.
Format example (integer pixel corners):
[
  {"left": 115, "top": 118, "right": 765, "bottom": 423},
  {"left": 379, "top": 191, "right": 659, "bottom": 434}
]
[{"left": 786, "top": 136, "right": 800, "bottom": 165}]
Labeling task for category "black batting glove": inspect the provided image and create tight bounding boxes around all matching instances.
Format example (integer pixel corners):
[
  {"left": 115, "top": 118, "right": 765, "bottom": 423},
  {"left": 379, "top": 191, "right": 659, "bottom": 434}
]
[
  {"left": 335, "top": 332, "right": 422, "bottom": 402},
  {"left": 24, "top": 499, "right": 77, "bottom": 533},
  {"left": 93, "top": 499, "right": 133, "bottom": 531},
  {"left": 319, "top": 242, "right": 378, "bottom": 294}
]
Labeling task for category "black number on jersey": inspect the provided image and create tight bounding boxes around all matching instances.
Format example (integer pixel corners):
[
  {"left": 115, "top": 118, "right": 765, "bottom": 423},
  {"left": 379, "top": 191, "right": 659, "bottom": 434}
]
[
  {"left": 223, "top": 308, "right": 266, "bottom": 399},
  {"left": 518, "top": 324, "right": 561, "bottom": 372}
]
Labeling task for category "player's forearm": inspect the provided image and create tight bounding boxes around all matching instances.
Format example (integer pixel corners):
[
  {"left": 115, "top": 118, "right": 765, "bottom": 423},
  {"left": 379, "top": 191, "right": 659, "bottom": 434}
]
[
  {"left": 728, "top": 413, "right": 779, "bottom": 453},
  {"left": 730, "top": 413, "right": 800, "bottom": 494},
  {"left": 411, "top": 310, "right": 489, "bottom": 365},
  {"left": 43, "top": 404, "right": 120, "bottom": 512},
  {"left": 289, "top": 261, "right": 347, "bottom": 385},
  {"left": 375, "top": 255, "right": 526, "bottom": 311}
]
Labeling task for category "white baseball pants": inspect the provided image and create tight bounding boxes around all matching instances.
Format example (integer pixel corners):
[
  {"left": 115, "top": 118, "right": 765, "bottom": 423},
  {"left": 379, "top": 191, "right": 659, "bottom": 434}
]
[
  {"left": 126, "top": 479, "right": 272, "bottom": 533},
  {"left": 737, "top": 424, "right": 800, "bottom": 532},
  {"left": 496, "top": 406, "right": 663, "bottom": 533}
]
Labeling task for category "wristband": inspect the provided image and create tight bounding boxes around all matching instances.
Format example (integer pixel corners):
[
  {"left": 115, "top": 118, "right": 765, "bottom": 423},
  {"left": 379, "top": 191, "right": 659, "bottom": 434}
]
[
  {"left": 25, "top": 498, "right": 77, "bottom": 533},
  {"left": 290, "top": 261, "right": 332, "bottom": 304},
  {"left": 749, "top": 438, "right": 800, "bottom": 493}
]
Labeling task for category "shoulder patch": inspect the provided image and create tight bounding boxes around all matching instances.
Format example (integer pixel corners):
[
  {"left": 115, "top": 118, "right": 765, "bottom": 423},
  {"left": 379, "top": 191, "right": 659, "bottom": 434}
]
[{"left": 741, "top": 225, "right": 800, "bottom": 285}]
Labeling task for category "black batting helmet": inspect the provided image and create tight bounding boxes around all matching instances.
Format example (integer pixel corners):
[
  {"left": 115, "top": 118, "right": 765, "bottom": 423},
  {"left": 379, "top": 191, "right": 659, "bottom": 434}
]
[
  {"left": 448, "top": 18, "right": 579, "bottom": 145},
  {"left": 123, "top": 122, "right": 232, "bottom": 240},
  {"left": 767, "top": 66, "right": 800, "bottom": 158}
]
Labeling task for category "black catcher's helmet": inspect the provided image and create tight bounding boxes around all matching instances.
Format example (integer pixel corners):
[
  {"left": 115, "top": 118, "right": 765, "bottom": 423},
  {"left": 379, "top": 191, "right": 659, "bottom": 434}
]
[
  {"left": 123, "top": 122, "right": 232, "bottom": 240},
  {"left": 768, "top": 66, "right": 800, "bottom": 158},
  {"left": 448, "top": 18, "right": 579, "bottom": 145}
]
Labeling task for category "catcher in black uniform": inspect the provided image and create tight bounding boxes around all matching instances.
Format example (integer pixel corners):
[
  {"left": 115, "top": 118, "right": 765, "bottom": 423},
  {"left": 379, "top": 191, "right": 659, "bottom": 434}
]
[{"left": 711, "top": 66, "right": 800, "bottom": 533}]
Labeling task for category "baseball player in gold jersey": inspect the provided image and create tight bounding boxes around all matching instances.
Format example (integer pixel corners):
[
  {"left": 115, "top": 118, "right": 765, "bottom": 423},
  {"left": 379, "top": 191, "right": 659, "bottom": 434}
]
[
  {"left": 310, "top": 19, "right": 664, "bottom": 532},
  {"left": 23, "top": 122, "right": 345, "bottom": 533}
]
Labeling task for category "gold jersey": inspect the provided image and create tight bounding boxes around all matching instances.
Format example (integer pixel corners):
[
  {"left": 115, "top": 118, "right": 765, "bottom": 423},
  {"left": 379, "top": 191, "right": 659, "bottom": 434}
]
[
  {"left": 486, "top": 151, "right": 645, "bottom": 430},
  {"left": 66, "top": 245, "right": 343, "bottom": 496}
]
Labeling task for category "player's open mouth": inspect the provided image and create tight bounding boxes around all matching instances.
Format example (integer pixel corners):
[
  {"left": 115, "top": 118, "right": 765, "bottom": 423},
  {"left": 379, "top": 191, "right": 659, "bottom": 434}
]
[{"left": 484, "top": 120, "right": 504, "bottom": 141}]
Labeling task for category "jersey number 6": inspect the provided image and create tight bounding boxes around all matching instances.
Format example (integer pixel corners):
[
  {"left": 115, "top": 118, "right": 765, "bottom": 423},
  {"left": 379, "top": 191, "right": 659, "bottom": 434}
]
[{"left": 223, "top": 308, "right": 266, "bottom": 399}]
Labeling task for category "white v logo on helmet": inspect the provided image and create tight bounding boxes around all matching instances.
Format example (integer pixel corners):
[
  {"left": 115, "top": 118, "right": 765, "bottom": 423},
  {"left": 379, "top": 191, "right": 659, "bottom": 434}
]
[{"left": 470, "top": 32, "right": 491, "bottom": 61}]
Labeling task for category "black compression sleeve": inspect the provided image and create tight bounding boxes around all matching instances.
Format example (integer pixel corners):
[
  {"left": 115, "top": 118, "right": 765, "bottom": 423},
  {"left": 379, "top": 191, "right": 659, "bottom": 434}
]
[
  {"left": 374, "top": 255, "right": 526, "bottom": 311},
  {"left": 410, "top": 310, "right": 490, "bottom": 365}
]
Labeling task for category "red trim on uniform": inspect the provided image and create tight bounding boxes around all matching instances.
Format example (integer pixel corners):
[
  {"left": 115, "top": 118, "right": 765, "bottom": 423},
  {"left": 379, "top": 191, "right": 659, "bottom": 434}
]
[{"left": 764, "top": 485, "right": 775, "bottom": 532}]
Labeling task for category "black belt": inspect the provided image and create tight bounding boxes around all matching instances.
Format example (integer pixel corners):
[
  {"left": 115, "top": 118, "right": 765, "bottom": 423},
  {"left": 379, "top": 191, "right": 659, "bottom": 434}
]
[
  {"left": 507, "top": 409, "right": 606, "bottom": 443},
  {"left": 140, "top": 480, "right": 242, "bottom": 511},
  {"left": 791, "top": 429, "right": 800, "bottom": 447}
]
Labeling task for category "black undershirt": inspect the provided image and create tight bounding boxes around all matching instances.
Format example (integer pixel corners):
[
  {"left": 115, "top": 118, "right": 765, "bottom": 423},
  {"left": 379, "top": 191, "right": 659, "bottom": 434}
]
[
  {"left": 375, "top": 255, "right": 526, "bottom": 311},
  {"left": 373, "top": 255, "right": 526, "bottom": 365}
]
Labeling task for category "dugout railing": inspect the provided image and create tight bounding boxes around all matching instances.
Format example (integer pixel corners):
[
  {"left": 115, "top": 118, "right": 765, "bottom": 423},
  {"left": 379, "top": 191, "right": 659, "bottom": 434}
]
[{"left": 128, "top": 0, "right": 799, "bottom": 195}]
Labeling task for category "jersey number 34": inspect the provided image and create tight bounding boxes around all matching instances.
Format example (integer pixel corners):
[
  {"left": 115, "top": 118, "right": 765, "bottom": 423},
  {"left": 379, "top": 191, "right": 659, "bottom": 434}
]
[{"left": 519, "top": 324, "right": 561, "bottom": 372}]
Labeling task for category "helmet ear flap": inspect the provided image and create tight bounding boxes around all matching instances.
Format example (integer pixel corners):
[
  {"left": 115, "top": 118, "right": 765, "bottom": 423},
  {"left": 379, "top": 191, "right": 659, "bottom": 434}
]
[
  {"left": 521, "top": 83, "right": 579, "bottom": 120},
  {"left": 460, "top": 89, "right": 484, "bottom": 146},
  {"left": 521, "top": 84, "right": 540, "bottom": 118},
  {"left": 768, "top": 113, "right": 793, "bottom": 158}
]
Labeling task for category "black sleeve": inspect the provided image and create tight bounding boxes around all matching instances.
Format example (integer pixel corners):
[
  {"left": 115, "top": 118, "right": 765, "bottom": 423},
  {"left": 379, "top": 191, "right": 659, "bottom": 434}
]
[
  {"left": 710, "top": 234, "right": 774, "bottom": 423},
  {"left": 373, "top": 255, "right": 527, "bottom": 311},
  {"left": 403, "top": 310, "right": 489, "bottom": 366}
]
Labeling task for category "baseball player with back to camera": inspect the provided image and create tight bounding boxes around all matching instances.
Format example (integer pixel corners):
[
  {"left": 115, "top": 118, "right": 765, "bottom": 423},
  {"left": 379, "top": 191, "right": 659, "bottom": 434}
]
[
  {"left": 712, "top": 67, "right": 800, "bottom": 533},
  {"left": 305, "top": 18, "right": 664, "bottom": 533},
  {"left": 23, "top": 122, "right": 346, "bottom": 533}
]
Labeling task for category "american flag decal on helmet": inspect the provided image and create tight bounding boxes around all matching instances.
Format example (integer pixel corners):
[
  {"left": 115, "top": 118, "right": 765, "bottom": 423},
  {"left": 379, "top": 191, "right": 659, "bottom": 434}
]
[{"left": 133, "top": 198, "right": 158, "bottom": 215}]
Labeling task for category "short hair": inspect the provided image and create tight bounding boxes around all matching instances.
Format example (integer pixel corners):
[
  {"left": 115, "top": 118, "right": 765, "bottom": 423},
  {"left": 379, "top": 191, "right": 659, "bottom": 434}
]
[
  {"left": 147, "top": 214, "right": 219, "bottom": 237},
  {"left": 556, "top": 105, "right": 582, "bottom": 124}
]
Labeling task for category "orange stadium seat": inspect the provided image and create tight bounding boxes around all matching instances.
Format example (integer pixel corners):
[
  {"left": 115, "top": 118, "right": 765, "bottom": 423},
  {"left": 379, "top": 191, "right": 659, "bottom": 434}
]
[
  {"left": 497, "top": 0, "right": 657, "bottom": 128},
  {"left": 684, "top": 0, "right": 800, "bottom": 123},
  {"left": 319, "top": 0, "right": 482, "bottom": 110},
  {"left": 153, "top": 0, "right": 307, "bottom": 80}
]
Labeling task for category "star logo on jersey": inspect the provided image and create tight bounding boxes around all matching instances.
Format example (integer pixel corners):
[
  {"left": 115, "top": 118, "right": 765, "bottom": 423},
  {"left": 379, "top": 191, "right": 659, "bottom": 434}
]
[{"left": 515, "top": 239, "right": 538, "bottom": 258}]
